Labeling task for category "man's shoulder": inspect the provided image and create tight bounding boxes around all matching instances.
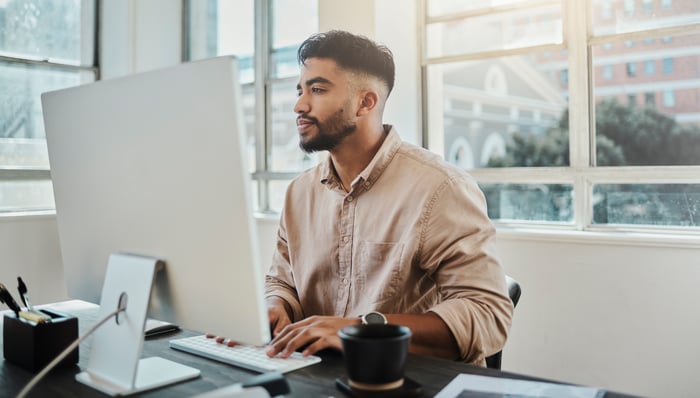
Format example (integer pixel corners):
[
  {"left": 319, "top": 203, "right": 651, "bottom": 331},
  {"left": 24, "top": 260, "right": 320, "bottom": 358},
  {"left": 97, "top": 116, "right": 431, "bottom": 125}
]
[{"left": 394, "top": 141, "right": 474, "bottom": 183}]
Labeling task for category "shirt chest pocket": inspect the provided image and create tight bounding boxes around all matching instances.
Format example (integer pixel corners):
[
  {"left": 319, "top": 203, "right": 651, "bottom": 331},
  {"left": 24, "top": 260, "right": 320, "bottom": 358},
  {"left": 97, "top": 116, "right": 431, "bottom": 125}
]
[{"left": 356, "top": 241, "right": 405, "bottom": 304}]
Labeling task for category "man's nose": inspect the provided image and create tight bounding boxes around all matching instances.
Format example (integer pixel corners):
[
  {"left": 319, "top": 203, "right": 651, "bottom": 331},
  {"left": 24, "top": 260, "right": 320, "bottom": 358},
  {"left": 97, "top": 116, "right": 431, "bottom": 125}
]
[{"left": 294, "top": 93, "right": 310, "bottom": 114}]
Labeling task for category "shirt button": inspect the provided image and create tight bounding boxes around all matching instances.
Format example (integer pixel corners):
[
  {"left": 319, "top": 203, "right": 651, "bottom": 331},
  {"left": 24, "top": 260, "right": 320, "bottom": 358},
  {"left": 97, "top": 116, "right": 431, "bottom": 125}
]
[
  {"left": 347, "top": 196, "right": 353, "bottom": 202},
  {"left": 341, "top": 278, "right": 348, "bottom": 285},
  {"left": 364, "top": 181, "right": 371, "bottom": 188},
  {"left": 343, "top": 236, "right": 349, "bottom": 243}
]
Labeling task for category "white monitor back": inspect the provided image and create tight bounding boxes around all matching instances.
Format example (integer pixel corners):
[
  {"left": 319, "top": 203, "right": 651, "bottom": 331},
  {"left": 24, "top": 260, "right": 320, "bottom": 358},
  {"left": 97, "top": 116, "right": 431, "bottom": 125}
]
[{"left": 42, "top": 56, "right": 270, "bottom": 345}]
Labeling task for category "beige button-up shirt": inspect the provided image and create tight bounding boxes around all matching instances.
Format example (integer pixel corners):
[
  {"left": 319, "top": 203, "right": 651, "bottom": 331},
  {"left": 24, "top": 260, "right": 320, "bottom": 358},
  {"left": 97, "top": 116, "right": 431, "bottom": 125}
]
[{"left": 265, "top": 125, "right": 513, "bottom": 364}]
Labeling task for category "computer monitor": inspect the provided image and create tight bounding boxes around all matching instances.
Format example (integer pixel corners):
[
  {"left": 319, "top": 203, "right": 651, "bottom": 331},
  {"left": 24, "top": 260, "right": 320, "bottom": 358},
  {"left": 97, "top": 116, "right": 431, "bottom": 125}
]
[{"left": 42, "top": 56, "right": 270, "bottom": 347}]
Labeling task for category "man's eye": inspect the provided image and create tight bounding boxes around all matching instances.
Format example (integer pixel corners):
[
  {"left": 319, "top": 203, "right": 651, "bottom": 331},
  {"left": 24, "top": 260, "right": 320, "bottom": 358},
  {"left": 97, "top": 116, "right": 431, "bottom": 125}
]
[{"left": 311, "top": 87, "right": 324, "bottom": 93}]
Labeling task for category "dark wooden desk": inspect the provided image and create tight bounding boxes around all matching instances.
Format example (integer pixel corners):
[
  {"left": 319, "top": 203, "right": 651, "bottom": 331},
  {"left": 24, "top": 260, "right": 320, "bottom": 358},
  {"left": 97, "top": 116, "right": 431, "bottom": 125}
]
[{"left": 1, "top": 302, "right": 637, "bottom": 397}]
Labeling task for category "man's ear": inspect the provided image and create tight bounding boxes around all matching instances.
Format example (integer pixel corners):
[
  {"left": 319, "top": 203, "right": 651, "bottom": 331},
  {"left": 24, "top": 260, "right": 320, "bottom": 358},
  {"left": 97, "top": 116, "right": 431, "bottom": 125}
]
[{"left": 356, "top": 91, "right": 379, "bottom": 116}]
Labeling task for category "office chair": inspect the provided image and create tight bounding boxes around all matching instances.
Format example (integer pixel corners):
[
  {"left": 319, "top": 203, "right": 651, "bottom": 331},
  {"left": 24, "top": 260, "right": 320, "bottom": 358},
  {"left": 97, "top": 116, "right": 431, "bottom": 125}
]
[{"left": 485, "top": 275, "right": 521, "bottom": 370}]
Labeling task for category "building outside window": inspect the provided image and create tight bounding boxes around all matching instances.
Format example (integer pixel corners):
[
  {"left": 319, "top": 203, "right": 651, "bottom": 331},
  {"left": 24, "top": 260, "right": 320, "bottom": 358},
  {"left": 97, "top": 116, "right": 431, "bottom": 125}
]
[
  {"left": 0, "top": 0, "right": 97, "bottom": 213},
  {"left": 422, "top": 0, "right": 700, "bottom": 230}
]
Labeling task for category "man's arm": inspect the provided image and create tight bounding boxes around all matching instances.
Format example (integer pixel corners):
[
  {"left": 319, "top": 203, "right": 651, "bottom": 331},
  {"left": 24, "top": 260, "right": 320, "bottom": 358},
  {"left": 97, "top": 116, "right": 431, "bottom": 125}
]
[
  {"left": 420, "top": 175, "right": 514, "bottom": 363},
  {"left": 265, "top": 217, "right": 305, "bottom": 322}
]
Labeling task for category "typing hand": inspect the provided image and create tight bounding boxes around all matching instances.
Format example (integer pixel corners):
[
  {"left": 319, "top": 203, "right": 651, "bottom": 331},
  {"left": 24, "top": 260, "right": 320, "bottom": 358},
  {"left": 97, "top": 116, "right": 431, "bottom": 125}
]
[
  {"left": 265, "top": 316, "right": 360, "bottom": 358},
  {"left": 267, "top": 302, "right": 292, "bottom": 338}
]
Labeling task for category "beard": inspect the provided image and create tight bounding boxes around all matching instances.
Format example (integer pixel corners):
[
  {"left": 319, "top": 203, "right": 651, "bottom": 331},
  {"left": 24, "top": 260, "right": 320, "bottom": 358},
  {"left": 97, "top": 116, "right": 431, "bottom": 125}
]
[{"left": 298, "top": 107, "right": 357, "bottom": 153}]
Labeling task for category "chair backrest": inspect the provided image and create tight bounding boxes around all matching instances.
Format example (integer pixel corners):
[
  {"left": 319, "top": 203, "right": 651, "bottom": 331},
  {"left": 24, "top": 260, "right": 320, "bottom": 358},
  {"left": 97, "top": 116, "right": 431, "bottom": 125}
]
[{"left": 485, "top": 275, "right": 521, "bottom": 370}]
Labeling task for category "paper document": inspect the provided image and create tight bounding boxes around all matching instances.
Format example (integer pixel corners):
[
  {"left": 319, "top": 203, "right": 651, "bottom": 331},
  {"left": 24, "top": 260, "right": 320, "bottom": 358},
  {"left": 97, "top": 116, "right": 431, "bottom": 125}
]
[{"left": 435, "top": 374, "right": 605, "bottom": 398}]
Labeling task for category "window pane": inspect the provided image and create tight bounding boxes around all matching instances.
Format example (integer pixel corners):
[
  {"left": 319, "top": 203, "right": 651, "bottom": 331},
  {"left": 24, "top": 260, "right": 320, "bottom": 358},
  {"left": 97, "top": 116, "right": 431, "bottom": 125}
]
[
  {"left": 481, "top": 183, "right": 574, "bottom": 223},
  {"left": 591, "top": 0, "right": 700, "bottom": 36},
  {"left": 427, "top": 0, "right": 535, "bottom": 17},
  {"left": 271, "top": 0, "right": 317, "bottom": 50},
  {"left": 426, "top": 4, "right": 562, "bottom": 58},
  {"left": 0, "top": 0, "right": 89, "bottom": 64},
  {"left": 269, "top": 80, "right": 323, "bottom": 172},
  {"left": 592, "top": 33, "right": 700, "bottom": 166},
  {"left": 270, "top": 45, "right": 298, "bottom": 79},
  {"left": 0, "top": 62, "right": 93, "bottom": 168},
  {"left": 269, "top": 179, "right": 291, "bottom": 213},
  {"left": 427, "top": 52, "right": 569, "bottom": 168},
  {"left": 270, "top": 0, "right": 317, "bottom": 79},
  {"left": 0, "top": 179, "right": 54, "bottom": 212},
  {"left": 593, "top": 184, "right": 700, "bottom": 227},
  {"left": 186, "top": 0, "right": 254, "bottom": 83}
]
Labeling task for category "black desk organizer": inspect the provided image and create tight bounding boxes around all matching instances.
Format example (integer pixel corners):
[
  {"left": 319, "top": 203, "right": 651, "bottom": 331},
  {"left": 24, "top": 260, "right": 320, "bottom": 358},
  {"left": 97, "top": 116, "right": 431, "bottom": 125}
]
[{"left": 3, "top": 309, "right": 78, "bottom": 372}]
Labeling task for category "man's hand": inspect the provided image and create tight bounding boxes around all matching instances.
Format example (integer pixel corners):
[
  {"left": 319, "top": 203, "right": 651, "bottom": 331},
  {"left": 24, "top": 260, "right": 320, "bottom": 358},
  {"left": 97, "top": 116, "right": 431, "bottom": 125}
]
[
  {"left": 267, "top": 297, "right": 293, "bottom": 337},
  {"left": 265, "top": 315, "right": 360, "bottom": 358}
]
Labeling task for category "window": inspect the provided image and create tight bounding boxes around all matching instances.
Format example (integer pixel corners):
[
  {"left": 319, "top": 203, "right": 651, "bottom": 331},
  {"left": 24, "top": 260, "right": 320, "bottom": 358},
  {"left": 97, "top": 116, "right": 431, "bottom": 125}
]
[
  {"left": 602, "top": 64, "right": 613, "bottom": 80},
  {"left": 0, "top": 0, "right": 97, "bottom": 213},
  {"left": 644, "top": 59, "right": 655, "bottom": 75},
  {"left": 422, "top": 0, "right": 700, "bottom": 231},
  {"left": 662, "top": 57, "right": 674, "bottom": 73},
  {"left": 644, "top": 92, "right": 655, "bottom": 106},
  {"left": 662, "top": 89, "right": 675, "bottom": 107},
  {"left": 186, "top": 0, "right": 318, "bottom": 212}
]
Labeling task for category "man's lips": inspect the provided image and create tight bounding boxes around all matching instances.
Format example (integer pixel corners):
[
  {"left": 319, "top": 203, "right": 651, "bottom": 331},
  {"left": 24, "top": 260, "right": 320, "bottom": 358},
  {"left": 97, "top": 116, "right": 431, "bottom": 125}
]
[{"left": 296, "top": 117, "right": 316, "bottom": 132}]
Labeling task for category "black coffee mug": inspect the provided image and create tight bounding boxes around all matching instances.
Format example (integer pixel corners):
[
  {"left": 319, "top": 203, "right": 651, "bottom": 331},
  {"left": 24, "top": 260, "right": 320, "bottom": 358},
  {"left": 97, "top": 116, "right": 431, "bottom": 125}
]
[{"left": 338, "top": 324, "right": 412, "bottom": 391}]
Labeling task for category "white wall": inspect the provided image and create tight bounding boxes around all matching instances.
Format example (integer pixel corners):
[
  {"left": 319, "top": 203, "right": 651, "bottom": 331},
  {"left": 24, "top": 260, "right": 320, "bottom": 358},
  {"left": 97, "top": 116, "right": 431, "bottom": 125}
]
[
  {"left": 0, "top": 216, "right": 65, "bottom": 304},
  {"left": 2, "top": 2, "right": 699, "bottom": 397},
  {"left": 497, "top": 233, "right": 700, "bottom": 398}
]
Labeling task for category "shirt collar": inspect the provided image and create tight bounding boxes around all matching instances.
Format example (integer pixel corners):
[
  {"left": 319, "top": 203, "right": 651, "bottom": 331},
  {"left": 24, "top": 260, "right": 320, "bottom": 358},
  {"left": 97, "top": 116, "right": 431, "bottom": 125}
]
[{"left": 319, "top": 124, "right": 402, "bottom": 191}]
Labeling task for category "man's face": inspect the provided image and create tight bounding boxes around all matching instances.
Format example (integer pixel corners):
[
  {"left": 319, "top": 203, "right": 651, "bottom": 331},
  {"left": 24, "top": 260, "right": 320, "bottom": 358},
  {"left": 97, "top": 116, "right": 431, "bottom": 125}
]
[{"left": 294, "top": 58, "right": 358, "bottom": 153}]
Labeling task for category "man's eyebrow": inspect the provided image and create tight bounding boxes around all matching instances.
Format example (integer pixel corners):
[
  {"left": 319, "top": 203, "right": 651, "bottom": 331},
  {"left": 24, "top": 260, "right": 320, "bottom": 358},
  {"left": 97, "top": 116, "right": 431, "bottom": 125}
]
[{"left": 298, "top": 76, "right": 333, "bottom": 89}]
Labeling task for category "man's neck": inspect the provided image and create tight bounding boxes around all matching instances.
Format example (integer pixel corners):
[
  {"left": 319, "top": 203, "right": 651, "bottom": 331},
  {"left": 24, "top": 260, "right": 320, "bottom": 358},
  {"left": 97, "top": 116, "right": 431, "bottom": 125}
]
[{"left": 329, "top": 124, "right": 388, "bottom": 192}]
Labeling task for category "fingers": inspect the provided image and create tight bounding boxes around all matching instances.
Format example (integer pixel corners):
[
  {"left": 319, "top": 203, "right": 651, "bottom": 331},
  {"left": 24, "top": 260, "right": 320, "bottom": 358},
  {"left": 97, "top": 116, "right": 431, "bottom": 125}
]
[
  {"left": 300, "top": 334, "right": 342, "bottom": 357},
  {"left": 266, "top": 322, "right": 311, "bottom": 358},
  {"left": 265, "top": 316, "right": 356, "bottom": 358},
  {"left": 268, "top": 305, "right": 292, "bottom": 337}
]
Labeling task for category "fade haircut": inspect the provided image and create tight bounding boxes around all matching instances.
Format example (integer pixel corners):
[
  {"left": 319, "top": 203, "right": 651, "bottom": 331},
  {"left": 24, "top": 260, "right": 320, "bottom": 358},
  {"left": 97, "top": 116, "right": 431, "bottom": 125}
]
[{"left": 297, "top": 30, "right": 395, "bottom": 97}]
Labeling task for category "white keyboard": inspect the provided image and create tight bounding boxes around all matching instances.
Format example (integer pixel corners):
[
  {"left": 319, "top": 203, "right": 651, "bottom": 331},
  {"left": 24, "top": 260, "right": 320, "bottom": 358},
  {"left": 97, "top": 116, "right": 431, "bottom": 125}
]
[{"left": 169, "top": 335, "right": 321, "bottom": 373}]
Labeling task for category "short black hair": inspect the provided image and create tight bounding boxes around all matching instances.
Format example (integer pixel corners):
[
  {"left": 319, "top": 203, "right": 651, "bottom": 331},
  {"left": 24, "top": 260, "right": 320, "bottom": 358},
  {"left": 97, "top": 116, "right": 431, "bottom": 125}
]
[{"left": 297, "top": 30, "right": 395, "bottom": 96}]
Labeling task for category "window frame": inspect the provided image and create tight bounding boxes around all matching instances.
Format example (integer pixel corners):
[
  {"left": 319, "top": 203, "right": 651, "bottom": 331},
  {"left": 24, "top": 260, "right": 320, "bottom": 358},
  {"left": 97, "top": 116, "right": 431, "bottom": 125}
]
[
  {"left": 0, "top": 0, "right": 99, "bottom": 215},
  {"left": 419, "top": 0, "right": 700, "bottom": 235}
]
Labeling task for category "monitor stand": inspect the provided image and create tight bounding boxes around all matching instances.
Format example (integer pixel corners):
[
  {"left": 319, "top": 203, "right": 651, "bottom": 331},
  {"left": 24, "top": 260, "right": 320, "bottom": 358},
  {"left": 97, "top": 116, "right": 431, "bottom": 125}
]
[{"left": 76, "top": 253, "right": 200, "bottom": 396}]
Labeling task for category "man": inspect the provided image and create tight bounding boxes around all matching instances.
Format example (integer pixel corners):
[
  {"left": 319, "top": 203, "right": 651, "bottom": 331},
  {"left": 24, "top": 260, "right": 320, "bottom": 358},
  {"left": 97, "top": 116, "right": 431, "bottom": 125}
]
[{"left": 264, "top": 30, "right": 513, "bottom": 365}]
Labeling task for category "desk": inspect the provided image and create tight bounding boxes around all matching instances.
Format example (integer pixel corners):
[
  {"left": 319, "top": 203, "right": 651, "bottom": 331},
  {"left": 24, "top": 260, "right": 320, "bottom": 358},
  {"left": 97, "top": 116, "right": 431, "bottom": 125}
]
[{"left": 2, "top": 301, "right": 637, "bottom": 397}]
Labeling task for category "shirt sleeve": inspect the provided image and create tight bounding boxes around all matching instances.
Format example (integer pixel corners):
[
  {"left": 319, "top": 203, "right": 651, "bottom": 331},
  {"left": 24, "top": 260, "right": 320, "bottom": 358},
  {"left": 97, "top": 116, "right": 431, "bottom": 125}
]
[
  {"left": 420, "top": 173, "right": 514, "bottom": 364},
  {"left": 265, "top": 208, "right": 305, "bottom": 322}
]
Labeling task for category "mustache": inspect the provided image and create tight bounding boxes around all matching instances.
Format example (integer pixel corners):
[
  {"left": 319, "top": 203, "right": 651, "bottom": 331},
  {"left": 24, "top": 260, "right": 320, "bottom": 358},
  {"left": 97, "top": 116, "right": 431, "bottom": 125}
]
[{"left": 297, "top": 114, "right": 318, "bottom": 125}]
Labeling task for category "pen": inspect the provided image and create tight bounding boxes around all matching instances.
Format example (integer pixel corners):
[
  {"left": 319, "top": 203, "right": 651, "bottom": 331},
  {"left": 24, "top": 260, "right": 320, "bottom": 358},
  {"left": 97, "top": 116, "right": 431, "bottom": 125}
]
[
  {"left": 0, "top": 282, "right": 22, "bottom": 316},
  {"left": 19, "top": 310, "right": 49, "bottom": 324},
  {"left": 17, "top": 276, "right": 34, "bottom": 311}
]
